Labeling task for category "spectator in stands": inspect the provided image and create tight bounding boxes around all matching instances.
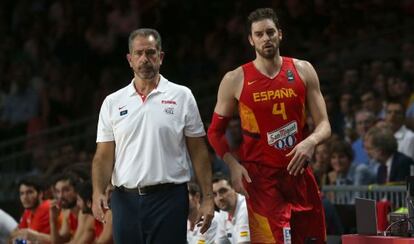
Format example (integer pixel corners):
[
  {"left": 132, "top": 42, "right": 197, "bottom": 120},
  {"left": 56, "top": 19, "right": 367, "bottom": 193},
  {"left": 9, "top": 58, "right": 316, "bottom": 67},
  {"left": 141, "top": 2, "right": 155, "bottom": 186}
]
[
  {"left": 49, "top": 173, "right": 80, "bottom": 243},
  {"left": 311, "top": 140, "right": 345, "bottom": 236},
  {"left": 339, "top": 91, "right": 357, "bottom": 143},
  {"left": 92, "top": 69, "right": 118, "bottom": 113},
  {"left": 407, "top": 102, "right": 414, "bottom": 131},
  {"left": 187, "top": 182, "right": 218, "bottom": 244},
  {"left": 352, "top": 110, "right": 376, "bottom": 165},
  {"left": 386, "top": 73, "right": 413, "bottom": 107},
  {"left": 323, "top": 92, "right": 344, "bottom": 138},
  {"left": 84, "top": 13, "right": 116, "bottom": 57},
  {"left": 372, "top": 73, "right": 388, "bottom": 100},
  {"left": 400, "top": 67, "right": 414, "bottom": 131},
  {"left": 360, "top": 90, "right": 385, "bottom": 119},
  {"left": 9, "top": 176, "right": 51, "bottom": 243},
  {"left": 0, "top": 60, "right": 39, "bottom": 140},
  {"left": 107, "top": 0, "right": 140, "bottom": 37},
  {"left": 364, "top": 126, "right": 414, "bottom": 184},
  {"left": 328, "top": 140, "right": 374, "bottom": 186},
  {"left": 340, "top": 68, "right": 360, "bottom": 92},
  {"left": 0, "top": 209, "right": 17, "bottom": 244},
  {"left": 384, "top": 99, "right": 414, "bottom": 160},
  {"left": 312, "top": 142, "right": 332, "bottom": 187},
  {"left": 212, "top": 173, "right": 250, "bottom": 244}
]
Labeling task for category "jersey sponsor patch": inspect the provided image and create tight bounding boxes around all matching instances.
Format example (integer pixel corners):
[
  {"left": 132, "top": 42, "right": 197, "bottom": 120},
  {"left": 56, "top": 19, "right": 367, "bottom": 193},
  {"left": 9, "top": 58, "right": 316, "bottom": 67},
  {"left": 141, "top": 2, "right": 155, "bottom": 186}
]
[
  {"left": 120, "top": 110, "right": 128, "bottom": 116},
  {"left": 267, "top": 121, "right": 297, "bottom": 150},
  {"left": 283, "top": 227, "right": 291, "bottom": 244}
]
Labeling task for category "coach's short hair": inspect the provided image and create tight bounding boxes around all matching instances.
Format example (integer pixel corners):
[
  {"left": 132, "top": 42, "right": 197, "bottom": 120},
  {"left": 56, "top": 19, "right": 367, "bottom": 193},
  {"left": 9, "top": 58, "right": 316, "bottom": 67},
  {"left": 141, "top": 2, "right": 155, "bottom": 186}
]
[{"left": 128, "top": 28, "right": 162, "bottom": 52}]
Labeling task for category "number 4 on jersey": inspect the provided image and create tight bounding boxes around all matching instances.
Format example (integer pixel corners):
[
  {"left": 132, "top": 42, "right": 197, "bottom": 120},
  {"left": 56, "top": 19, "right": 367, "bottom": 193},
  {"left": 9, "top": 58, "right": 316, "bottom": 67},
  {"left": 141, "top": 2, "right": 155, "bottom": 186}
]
[{"left": 272, "top": 102, "right": 287, "bottom": 120}]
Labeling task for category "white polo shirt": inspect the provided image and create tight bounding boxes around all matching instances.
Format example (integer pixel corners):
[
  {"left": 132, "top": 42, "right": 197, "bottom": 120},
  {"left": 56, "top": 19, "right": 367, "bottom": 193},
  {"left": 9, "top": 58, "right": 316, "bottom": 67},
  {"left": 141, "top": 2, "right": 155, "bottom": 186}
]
[
  {"left": 96, "top": 75, "right": 205, "bottom": 188},
  {"left": 216, "top": 194, "right": 250, "bottom": 244}
]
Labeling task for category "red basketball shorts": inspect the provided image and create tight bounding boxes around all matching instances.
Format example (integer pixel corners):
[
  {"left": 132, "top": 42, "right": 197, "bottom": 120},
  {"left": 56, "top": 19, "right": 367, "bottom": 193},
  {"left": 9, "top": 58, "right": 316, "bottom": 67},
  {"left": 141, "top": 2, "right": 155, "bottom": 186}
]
[{"left": 242, "top": 162, "right": 326, "bottom": 244}]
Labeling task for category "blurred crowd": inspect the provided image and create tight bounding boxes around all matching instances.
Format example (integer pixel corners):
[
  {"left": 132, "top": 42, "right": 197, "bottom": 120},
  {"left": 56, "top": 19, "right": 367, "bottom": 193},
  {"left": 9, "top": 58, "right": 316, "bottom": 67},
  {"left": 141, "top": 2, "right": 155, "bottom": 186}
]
[
  {"left": 1, "top": 0, "right": 413, "bottom": 139},
  {"left": 1, "top": 0, "right": 414, "bottom": 241}
]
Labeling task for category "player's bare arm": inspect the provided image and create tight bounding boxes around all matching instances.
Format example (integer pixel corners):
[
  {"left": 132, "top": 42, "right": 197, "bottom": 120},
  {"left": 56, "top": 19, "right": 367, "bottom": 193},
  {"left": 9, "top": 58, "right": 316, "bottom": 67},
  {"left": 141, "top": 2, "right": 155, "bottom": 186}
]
[
  {"left": 211, "top": 67, "right": 252, "bottom": 197},
  {"left": 286, "top": 59, "right": 331, "bottom": 176},
  {"left": 92, "top": 142, "right": 115, "bottom": 223},
  {"left": 214, "top": 67, "right": 244, "bottom": 116}
]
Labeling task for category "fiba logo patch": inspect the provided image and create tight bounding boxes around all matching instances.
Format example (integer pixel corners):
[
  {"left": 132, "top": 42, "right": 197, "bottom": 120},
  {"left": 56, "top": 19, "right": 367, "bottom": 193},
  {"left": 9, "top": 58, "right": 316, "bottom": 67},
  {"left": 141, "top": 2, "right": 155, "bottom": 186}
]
[
  {"left": 286, "top": 70, "right": 295, "bottom": 82},
  {"left": 283, "top": 227, "right": 291, "bottom": 244}
]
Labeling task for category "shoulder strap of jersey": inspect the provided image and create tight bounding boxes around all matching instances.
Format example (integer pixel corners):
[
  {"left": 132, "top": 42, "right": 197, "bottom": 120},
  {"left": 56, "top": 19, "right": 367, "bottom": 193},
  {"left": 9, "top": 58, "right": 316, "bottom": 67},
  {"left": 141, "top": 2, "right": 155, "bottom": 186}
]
[{"left": 242, "top": 62, "right": 261, "bottom": 82}]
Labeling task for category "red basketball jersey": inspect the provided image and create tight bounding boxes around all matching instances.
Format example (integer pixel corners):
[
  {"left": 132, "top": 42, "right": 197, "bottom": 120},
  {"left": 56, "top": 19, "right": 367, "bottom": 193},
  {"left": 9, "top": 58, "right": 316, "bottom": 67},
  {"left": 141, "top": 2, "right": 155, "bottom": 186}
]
[{"left": 238, "top": 57, "right": 307, "bottom": 168}]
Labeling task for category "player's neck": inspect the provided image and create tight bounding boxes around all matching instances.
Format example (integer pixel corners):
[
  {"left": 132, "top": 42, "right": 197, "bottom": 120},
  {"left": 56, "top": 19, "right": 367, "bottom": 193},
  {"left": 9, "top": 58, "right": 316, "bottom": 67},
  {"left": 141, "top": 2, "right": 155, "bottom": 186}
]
[
  {"left": 134, "top": 75, "right": 160, "bottom": 96},
  {"left": 253, "top": 55, "right": 282, "bottom": 79},
  {"left": 28, "top": 202, "right": 40, "bottom": 212}
]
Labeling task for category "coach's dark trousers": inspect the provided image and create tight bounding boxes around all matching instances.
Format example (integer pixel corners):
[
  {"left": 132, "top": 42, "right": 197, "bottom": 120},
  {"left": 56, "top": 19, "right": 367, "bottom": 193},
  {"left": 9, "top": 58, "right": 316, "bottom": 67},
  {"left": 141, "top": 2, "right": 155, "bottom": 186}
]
[{"left": 111, "top": 183, "right": 188, "bottom": 244}]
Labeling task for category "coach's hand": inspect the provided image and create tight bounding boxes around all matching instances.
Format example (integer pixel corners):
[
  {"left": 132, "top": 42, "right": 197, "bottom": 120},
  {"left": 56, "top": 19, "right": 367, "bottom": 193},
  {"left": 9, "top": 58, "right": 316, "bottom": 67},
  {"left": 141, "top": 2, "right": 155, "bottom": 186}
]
[
  {"left": 286, "top": 138, "right": 316, "bottom": 176},
  {"left": 197, "top": 197, "right": 215, "bottom": 234},
  {"left": 224, "top": 153, "right": 251, "bottom": 198},
  {"left": 92, "top": 192, "right": 109, "bottom": 223}
]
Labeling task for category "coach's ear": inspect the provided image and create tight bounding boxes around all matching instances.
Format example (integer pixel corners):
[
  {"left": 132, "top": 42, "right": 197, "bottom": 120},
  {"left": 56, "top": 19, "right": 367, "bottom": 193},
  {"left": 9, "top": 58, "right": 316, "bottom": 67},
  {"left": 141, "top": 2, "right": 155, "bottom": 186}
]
[
  {"left": 126, "top": 53, "right": 133, "bottom": 68},
  {"left": 159, "top": 51, "right": 164, "bottom": 65}
]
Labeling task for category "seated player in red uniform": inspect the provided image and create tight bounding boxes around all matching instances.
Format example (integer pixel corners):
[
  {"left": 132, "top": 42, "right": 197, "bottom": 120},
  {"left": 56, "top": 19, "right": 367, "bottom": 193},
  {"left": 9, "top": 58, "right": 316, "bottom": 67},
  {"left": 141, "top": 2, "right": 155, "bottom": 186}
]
[{"left": 9, "top": 176, "right": 52, "bottom": 243}]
